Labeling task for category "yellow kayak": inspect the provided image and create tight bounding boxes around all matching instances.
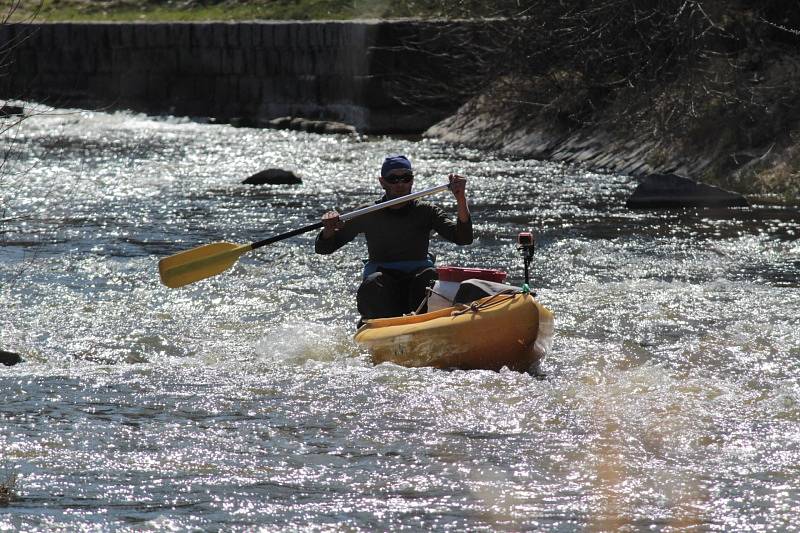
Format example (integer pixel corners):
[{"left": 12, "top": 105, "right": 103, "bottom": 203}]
[{"left": 354, "top": 292, "right": 554, "bottom": 372}]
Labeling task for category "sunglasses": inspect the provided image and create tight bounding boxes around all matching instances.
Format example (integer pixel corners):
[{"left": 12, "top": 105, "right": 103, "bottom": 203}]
[{"left": 384, "top": 172, "right": 414, "bottom": 184}]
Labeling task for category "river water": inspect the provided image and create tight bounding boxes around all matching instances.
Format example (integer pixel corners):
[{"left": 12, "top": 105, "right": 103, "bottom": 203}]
[{"left": 1, "top": 105, "right": 799, "bottom": 531}]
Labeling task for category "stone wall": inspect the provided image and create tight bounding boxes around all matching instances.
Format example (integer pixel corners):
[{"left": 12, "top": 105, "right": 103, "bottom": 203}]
[{"left": 0, "top": 21, "right": 466, "bottom": 133}]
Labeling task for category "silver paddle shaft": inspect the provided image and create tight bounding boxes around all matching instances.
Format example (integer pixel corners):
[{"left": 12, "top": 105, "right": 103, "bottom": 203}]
[{"left": 339, "top": 183, "right": 451, "bottom": 222}]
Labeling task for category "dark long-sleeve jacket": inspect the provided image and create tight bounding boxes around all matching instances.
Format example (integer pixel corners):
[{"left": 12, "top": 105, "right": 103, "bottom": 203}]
[{"left": 314, "top": 198, "right": 473, "bottom": 262}]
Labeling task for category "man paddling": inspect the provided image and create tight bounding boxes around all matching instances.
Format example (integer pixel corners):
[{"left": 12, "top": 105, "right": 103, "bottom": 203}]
[{"left": 315, "top": 155, "right": 473, "bottom": 323}]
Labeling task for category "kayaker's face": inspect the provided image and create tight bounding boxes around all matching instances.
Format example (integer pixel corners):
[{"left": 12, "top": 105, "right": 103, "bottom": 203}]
[{"left": 379, "top": 170, "right": 413, "bottom": 201}]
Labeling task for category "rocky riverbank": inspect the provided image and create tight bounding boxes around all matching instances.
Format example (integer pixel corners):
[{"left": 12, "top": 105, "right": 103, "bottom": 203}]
[
  {"left": 426, "top": 65, "right": 800, "bottom": 203},
  {"left": 424, "top": 3, "right": 800, "bottom": 204}
]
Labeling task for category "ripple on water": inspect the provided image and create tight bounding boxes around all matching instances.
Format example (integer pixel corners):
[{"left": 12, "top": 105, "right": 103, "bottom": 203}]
[{"left": 2, "top": 106, "right": 799, "bottom": 530}]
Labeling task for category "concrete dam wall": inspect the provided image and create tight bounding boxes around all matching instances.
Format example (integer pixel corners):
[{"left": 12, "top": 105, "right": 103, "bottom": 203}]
[{"left": 0, "top": 21, "right": 470, "bottom": 133}]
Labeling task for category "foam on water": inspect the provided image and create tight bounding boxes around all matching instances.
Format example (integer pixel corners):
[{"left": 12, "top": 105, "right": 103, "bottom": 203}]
[{"left": 253, "top": 320, "right": 365, "bottom": 365}]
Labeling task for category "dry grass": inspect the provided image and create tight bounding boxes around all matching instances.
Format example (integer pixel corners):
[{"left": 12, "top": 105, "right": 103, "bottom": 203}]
[
  {"left": 7, "top": 0, "right": 443, "bottom": 22},
  {"left": 752, "top": 140, "right": 800, "bottom": 202}
]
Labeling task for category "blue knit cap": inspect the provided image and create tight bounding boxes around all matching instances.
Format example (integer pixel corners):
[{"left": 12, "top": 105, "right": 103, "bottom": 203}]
[{"left": 381, "top": 155, "right": 413, "bottom": 177}]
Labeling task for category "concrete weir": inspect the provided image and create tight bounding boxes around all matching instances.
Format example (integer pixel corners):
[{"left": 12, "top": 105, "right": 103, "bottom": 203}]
[{"left": 0, "top": 20, "right": 465, "bottom": 133}]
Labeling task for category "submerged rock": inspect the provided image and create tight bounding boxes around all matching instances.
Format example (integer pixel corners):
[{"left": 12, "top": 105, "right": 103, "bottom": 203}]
[
  {"left": 1, "top": 349, "right": 22, "bottom": 366},
  {"left": 0, "top": 104, "right": 24, "bottom": 117},
  {"left": 266, "top": 116, "right": 356, "bottom": 135},
  {"left": 626, "top": 173, "right": 749, "bottom": 209},
  {"left": 242, "top": 168, "right": 302, "bottom": 185},
  {"left": 228, "top": 117, "right": 259, "bottom": 128},
  {"left": 225, "top": 116, "right": 356, "bottom": 134}
]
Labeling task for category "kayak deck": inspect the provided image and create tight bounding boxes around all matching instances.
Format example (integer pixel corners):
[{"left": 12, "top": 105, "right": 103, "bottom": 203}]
[{"left": 354, "top": 292, "right": 554, "bottom": 372}]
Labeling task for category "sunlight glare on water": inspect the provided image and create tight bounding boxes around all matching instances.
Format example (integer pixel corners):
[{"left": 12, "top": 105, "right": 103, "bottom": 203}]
[{"left": 1, "top": 104, "right": 799, "bottom": 531}]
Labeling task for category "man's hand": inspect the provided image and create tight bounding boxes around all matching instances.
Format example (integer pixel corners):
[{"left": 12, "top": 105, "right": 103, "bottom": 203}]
[
  {"left": 448, "top": 174, "right": 467, "bottom": 200},
  {"left": 448, "top": 174, "right": 470, "bottom": 223},
  {"left": 321, "top": 210, "right": 343, "bottom": 239}
]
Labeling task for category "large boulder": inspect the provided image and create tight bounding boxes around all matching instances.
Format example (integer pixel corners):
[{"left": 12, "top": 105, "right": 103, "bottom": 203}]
[
  {"left": 626, "top": 173, "right": 749, "bottom": 209},
  {"left": 1, "top": 349, "right": 22, "bottom": 366},
  {"left": 242, "top": 168, "right": 302, "bottom": 185}
]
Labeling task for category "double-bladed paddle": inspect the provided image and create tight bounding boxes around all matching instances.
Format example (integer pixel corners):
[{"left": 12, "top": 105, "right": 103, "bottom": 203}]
[{"left": 158, "top": 182, "right": 451, "bottom": 288}]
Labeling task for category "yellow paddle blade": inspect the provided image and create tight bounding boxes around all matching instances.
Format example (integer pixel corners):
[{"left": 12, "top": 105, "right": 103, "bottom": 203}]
[{"left": 158, "top": 242, "right": 253, "bottom": 288}]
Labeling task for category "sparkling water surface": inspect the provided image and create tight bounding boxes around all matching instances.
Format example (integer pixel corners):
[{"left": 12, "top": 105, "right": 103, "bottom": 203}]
[{"left": 1, "top": 105, "right": 799, "bottom": 531}]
